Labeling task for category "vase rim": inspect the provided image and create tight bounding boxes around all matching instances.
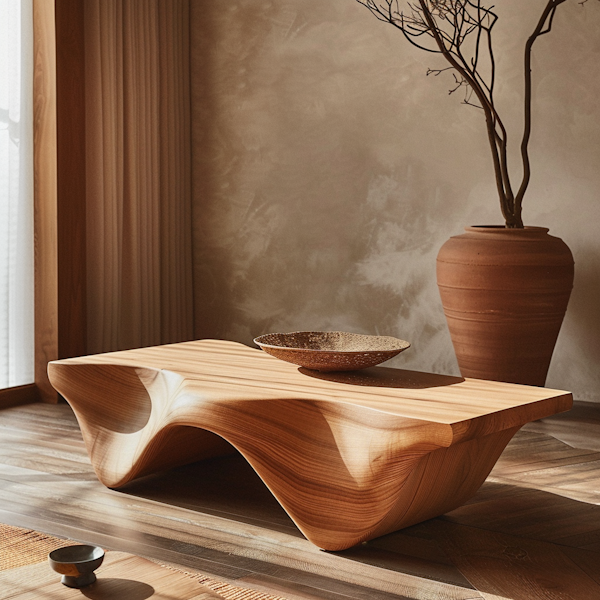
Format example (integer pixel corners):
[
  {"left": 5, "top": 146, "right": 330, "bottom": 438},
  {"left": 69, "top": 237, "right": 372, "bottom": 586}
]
[{"left": 465, "top": 225, "right": 550, "bottom": 234}]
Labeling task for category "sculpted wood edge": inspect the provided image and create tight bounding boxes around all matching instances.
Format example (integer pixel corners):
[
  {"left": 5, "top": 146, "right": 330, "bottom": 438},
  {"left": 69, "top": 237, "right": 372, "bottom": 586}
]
[{"left": 47, "top": 340, "right": 572, "bottom": 551}]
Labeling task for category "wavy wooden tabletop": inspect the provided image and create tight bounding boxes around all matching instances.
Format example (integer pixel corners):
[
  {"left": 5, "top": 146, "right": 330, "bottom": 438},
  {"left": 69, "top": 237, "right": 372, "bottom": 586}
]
[{"left": 49, "top": 339, "right": 571, "bottom": 421}]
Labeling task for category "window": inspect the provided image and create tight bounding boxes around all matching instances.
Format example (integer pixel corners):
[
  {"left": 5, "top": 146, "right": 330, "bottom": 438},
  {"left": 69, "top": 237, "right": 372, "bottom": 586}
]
[{"left": 0, "top": 0, "right": 34, "bottom": 389}]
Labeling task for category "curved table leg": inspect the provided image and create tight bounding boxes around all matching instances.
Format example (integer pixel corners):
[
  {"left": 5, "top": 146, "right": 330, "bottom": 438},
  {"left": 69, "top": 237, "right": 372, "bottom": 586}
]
[{"left": 49, "top": 361, "right": 525, "bottom": 550}]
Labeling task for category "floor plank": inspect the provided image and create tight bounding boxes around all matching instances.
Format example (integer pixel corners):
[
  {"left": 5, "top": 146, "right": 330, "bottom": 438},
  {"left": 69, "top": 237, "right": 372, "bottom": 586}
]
[
  {"left": 524, "top": 401, "right": 600, "bottom": 452},
  {"left": 430, "top": 521, "right": 600, "bottom": 600},
  {"left": 0, "top": 552, "right": 227, "bottom": 599}
]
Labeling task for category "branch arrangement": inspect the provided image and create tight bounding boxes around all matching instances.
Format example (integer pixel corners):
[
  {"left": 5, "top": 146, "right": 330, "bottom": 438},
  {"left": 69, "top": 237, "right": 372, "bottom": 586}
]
[{"left": 356, "top": 0, "right": 582, "bottom": 228}]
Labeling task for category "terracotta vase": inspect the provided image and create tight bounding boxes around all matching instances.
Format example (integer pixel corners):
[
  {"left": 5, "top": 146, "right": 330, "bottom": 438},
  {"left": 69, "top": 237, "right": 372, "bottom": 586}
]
[{"left": 436, "top": 226, "right": 574, "bottom": 386}]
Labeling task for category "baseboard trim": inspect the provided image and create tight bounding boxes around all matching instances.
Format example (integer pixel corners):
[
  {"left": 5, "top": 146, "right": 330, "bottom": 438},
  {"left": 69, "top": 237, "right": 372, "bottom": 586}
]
[{"left": 0, "top": 384, "right": 41, "bottom": 409}]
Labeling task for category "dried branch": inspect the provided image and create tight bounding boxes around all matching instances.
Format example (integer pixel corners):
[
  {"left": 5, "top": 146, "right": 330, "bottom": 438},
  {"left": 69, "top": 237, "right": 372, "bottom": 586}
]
[
  {"left": 355, "top": 0, "right": 596, "bottom": 227},
  {"left": 509, "top": 0, "right": 567, "bottom": 225},
  {"left": 414, "top": 0, "right": 516, "bottom": 224}
]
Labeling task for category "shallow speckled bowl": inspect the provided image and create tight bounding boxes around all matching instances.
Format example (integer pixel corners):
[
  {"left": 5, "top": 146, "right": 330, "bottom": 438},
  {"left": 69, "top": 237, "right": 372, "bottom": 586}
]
[
  {"left": 48, "top": 545, "right": 105, "bottom": 588},
  {"left": 254, "top": 331, "right": 410, "bottom": 372}
]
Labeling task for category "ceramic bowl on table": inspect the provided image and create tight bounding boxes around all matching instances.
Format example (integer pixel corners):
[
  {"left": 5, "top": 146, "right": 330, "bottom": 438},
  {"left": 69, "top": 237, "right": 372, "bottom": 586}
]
[
  {"left": 48, "top": 544, "right": 105, "bottom": 588},
  {"left": 253, "top": 331, "right": 410, "bottom": 372}
]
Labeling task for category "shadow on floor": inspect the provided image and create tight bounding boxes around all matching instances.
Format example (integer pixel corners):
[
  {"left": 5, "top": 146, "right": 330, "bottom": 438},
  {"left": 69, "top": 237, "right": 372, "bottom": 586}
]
[{"left": 119, "top": 447, "right": 600, "bottom": 596}]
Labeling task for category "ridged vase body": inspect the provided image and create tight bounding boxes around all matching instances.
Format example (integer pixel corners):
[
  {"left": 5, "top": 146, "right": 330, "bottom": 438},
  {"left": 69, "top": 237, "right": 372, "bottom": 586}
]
[{"left": 436, "top": 226, "right": 574, "bottom": 386}]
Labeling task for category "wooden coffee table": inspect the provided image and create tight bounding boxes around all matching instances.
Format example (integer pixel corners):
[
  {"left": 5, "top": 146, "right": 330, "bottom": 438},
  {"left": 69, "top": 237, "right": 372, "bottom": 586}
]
[{"left": 48, "top": 339, "right": 572, "bottom": 551}]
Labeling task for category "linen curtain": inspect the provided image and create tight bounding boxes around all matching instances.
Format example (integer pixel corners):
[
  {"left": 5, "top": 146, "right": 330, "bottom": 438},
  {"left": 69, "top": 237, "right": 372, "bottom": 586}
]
[
  {"left": 85, "top": 0, "right": 193, "bottom": 353},
  {"left": 0, "top": 0, "right": 34, "bottom": 388}
]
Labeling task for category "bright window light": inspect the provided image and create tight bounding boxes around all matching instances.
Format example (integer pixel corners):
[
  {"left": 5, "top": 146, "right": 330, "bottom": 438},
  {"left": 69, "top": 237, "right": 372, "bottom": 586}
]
[{"left": 0, "top": 0, "right": 34, "bottom": 388}]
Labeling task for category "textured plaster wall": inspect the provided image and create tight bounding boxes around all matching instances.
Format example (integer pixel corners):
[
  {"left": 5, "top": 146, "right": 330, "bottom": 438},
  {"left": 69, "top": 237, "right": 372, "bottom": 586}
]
[{"left": 190, "top": 0, "right": 600, "bottom": 401}]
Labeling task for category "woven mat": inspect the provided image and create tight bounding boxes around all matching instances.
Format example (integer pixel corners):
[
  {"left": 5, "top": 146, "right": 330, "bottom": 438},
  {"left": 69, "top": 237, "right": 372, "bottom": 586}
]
[{"left": 0, "top": 523, "right": 287, "bottom": 600}]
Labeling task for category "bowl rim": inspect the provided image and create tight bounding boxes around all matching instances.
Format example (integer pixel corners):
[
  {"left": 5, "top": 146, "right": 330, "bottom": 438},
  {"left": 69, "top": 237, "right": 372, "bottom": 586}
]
[
  {"left": 48, "top": 544, "right": 105, "bottom": 564},
  {"left": 253, "top": 331, "right": 411, "bottom": 354}
]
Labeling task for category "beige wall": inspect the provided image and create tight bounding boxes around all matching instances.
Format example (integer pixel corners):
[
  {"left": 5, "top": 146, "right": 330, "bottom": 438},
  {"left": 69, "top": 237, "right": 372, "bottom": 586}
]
[{"left": 190, "top": 0, "right": 600, "bottom": 401}]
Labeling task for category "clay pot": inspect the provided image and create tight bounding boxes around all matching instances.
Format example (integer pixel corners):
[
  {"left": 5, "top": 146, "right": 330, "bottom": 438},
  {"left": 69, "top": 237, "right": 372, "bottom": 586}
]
[{"left": 436, "top": 226, "right": 574, "bottom": 386}]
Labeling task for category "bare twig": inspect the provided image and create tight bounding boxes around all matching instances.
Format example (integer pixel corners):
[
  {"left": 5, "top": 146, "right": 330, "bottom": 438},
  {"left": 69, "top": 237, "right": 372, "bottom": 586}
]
[
  {"left": 355, "top": 0, "right": 592, "bottom": 227},
  {"left": 514, "top": 0, "right": 568, "bottom": 224}
]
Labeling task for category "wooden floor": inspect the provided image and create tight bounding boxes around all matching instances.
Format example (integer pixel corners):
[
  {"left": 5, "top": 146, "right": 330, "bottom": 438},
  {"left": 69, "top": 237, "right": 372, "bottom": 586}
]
[{"left": 0, "top": 401, "right": 599, "bottom": 600}]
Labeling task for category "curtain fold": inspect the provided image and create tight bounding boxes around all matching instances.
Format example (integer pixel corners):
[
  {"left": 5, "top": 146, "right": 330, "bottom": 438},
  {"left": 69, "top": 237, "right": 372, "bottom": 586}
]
[
  {"left": 0, "top": 0, "right": 34, "bottom": 388},
  {"left": 85, "top": 0, "right": 193, "bottom": 353}
]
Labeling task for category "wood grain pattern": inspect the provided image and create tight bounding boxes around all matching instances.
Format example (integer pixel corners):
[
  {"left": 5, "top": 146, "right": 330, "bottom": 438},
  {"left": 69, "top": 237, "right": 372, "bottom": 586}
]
[
  {"left": 47, "top": 339, "right": 572, "bottom": 551},
  {"left": 32, "top": 0, "right": 89, "bottom": 402},
  {"left": 1, "top": 401, "right": 600, "bottom": 599},
  {"left": 33, "top": 0, "right": 58, "bottom": 403},
  {"left": 406, "top": 520, "right": 600, "bottom": 600},
  {"left": 0, "top": 551, "right": 227, "bottom": 599},
  {"left": 55, "top": 0, "right": 87, "bottom": 360}
]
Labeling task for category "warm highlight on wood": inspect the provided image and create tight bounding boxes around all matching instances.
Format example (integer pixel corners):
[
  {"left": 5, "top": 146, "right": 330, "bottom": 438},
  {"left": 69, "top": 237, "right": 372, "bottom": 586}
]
[
  {"left": 33, "top": 0, "right": 58, "bottom": 402},
  {"left": 48, "top": 340, "right": 572, "bottom": 551},
  {"left": 2, "top": 401, "right": 599, "bottom": 598},
  {"left": 33, "top": 0, "right": 89, "bottom": 401}
]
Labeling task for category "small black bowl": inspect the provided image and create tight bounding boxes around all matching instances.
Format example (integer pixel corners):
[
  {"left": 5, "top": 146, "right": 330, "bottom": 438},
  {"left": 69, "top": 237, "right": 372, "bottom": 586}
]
[{"left": 48, "top": 544, "right": 105, "bottom": 588}]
